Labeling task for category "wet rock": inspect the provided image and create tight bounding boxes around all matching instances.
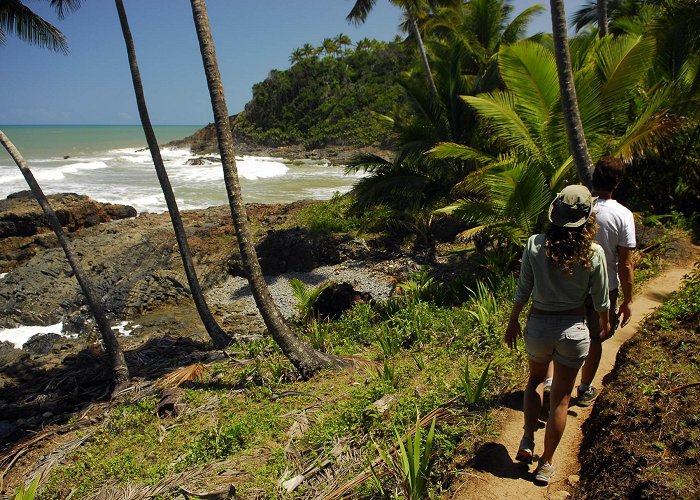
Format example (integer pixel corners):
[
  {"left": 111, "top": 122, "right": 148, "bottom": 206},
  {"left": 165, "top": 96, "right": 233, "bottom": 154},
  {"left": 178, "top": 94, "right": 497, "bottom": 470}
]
[{"left": 23, "top": 333, "right": 64, "bottom": 355}]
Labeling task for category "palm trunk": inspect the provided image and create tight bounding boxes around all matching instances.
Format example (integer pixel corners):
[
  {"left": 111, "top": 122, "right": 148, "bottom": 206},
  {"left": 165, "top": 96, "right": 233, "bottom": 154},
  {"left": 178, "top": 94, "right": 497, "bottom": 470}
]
[
  {"left": 114, "top": 0, "right": 232, "bottom": 349},
  {"left": 549, "top": 0, "right": 594, "bottom": 186},
  {"left": 407, "top": 10, "right": 440, "bottom": 104},
  {"left": 597, "top": 0, "right": 609, "bottom": 37},
  {"left": 0, "top": 130, "right": 130, "bottom": 391},
  {"left": 188, "top": 0, "right": 351, "bottom": 379}
]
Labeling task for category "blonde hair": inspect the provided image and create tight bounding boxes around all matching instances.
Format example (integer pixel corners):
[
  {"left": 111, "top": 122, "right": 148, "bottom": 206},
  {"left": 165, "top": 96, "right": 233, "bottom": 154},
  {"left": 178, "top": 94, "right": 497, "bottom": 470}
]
[{"left": 545, "top": 213, "right": 598, "bottom": 274}]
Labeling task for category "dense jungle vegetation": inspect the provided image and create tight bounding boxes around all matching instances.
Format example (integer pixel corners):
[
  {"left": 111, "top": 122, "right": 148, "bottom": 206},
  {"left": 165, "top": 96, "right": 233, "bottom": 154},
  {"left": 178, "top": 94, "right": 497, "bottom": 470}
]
[{"left": 232, "top": 37, "right": 413, "bottom": 149}]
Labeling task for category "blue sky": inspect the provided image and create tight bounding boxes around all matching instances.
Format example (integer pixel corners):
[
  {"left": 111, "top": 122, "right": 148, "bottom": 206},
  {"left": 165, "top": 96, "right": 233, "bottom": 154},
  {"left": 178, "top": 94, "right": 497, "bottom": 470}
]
[{"left": 0, "top": 1, "right": 587, "bottom": 126}]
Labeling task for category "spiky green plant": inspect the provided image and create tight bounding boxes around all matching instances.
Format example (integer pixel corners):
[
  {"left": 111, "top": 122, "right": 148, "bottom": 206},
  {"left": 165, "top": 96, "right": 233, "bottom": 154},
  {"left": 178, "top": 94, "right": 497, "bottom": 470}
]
[
  {"left": 378, "top": 414, "right": 437, "bottom": 500},
  {"left": 459, "top": 359, "right": 492, "bottom": 404},
  {"left": 13, "top": 475, "right": 41, "bottom": 500},
  {"left": 289, "top": 278, "right": 332, "bottom": 323}
]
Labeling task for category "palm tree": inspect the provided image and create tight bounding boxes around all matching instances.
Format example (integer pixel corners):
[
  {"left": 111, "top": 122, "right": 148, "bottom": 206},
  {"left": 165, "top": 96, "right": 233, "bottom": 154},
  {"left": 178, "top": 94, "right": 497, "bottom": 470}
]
[
  {"left": 300, "top": 42, "right": 318, "bottom": 60},
  {"left": 322, "top": 37, "right": 339, "bottom": 57},
  {"left": 0, "top": 0, "right": 79, "bottom": 53},
  {"left": 1, "top": 0, "right": 130, "bottom": 393},
  {"left": 114, "top": 0, "right": 232, "bottom": 349},
  {"left": 347, "top": 0, "right": 441, "bottom": 102},
  {"left": 598, "top": 0, "right": 609, "bottom": 36},
  {"left": 334, "top": 33, "right": 353, "bottom": 55},
  {"left": 432, "top": 33, "right": 678, "bottom": 245},
  {"left": 0, "top": 131, "right": 130, "bottom": 392},
  {"left": 348, "top": 0, "right": 543, "bottom": 211},
  {"left": 549, "top": 0, "right": 593, "bottom": 186},
  {"left": 188, "top": 0, "right": 351, "bottom": 378},
  {"left": 289, "top": 46, "right": 304, "bottom": 64}
]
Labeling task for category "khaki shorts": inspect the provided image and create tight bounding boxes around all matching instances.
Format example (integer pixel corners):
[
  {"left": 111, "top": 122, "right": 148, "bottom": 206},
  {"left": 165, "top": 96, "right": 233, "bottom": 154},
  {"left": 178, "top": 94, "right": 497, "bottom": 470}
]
[
  {"left": 524, "top": 314, "right": 590, "bottom": 369},
  {"left": 585, "top": 288, "right": 619, "bottom": 340}
]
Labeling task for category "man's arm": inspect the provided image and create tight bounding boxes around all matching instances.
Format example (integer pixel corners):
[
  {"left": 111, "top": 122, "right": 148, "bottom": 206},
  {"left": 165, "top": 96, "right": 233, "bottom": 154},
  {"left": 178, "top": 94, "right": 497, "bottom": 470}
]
[{"left": 617, "top": 246, "right": 634, "bottom": 327}]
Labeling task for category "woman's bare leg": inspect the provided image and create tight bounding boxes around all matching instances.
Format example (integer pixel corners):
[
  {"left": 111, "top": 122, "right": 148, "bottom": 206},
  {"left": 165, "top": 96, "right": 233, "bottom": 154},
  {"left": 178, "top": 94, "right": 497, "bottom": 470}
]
[
  {"left": 540, "top": 360, "right": 580, "bottom": 464},
  {"left": 523, "top": 359, "right": 549, "bottom": 440}
]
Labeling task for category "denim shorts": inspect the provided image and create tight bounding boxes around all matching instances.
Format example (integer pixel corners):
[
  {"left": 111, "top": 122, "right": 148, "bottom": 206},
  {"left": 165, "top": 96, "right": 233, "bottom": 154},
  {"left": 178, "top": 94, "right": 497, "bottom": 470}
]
[{"left": 524, "top": 314, "right": 590, "bottom": 369}]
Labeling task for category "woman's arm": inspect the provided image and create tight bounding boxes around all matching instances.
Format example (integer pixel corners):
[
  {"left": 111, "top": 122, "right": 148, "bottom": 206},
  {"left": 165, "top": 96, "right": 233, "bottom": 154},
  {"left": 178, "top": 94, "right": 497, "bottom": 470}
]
[{"left": 505, "top": 301, "right": 525, "bottom": 349}]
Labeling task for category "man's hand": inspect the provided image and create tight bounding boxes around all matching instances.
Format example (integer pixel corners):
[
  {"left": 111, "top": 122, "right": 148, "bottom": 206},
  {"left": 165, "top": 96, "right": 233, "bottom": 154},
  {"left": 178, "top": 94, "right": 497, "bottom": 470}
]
[
  {"left": 618, "top": 301, "right": 632, "bottom": 328},
  {"left": 505, "top": 319, "right": 521, "bottom": 349}
]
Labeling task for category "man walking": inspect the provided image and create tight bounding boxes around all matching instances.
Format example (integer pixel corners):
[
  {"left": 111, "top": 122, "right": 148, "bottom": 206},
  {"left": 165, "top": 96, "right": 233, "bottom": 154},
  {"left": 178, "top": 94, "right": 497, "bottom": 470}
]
[{"left": 576, "top": 157, "right": 636, "bottom": 406}]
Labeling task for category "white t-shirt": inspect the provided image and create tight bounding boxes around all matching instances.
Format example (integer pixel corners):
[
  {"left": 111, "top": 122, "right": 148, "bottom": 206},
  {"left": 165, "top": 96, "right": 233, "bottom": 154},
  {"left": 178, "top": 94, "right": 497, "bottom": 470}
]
[{"left": 594, "top": 198, "right": 636, "bottom": 290}]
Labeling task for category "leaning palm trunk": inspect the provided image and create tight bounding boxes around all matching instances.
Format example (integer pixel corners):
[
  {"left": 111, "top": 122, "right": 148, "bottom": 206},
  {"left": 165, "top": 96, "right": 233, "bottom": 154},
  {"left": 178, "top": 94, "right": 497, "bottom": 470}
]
[
  {"left": 114, "top": 0, "right": 232, "bottom": 349},
  {"left": 188, "top": 0, "right": 351, "bottom": 379},
  {"left": 549, "top": 0, "right": 594, "bottom": 186},
  {"left": 597, "top": 0, "right": 609, "bottom": 37},
  {"left": 407, "top": 10, "right": 440, "bottom": 104},
  {"left": 0, "top": 130, "right": 130, "bottom": 391}
]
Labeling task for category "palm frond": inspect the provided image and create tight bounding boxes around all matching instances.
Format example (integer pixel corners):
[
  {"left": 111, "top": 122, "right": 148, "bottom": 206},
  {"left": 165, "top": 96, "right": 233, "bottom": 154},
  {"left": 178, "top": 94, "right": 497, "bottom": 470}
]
[
  {"left": 498, "top": 41, "right": 559, "bottom": 131},
  {"left": 596, "top": 35, "right": 656, "bottom": 112},
  {"left": 156, "top": 363, "right": 207, "bottom": 389},
  {"left": 462, "top": 93, "right": 540, "bottom": 155},
  {"left": 427, "top": 142, "right": 495, "bottom": 165}
]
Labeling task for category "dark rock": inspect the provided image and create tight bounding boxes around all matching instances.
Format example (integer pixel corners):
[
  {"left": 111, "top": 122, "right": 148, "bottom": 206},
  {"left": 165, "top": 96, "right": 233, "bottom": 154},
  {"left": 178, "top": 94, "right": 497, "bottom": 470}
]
[
  {"left": 0, "top": 420, "right": 18, "bottom": 442},
  {"left": 0, "top": 192, "right": 137, "bottom": 238},
  {"left": 252, "top": 228, "right": 352, "bottom": 276},
  {"left": 0, "top": 341, "right": 29, "bottom": 367},
  {"left": 313, "top": 282, "right": 373, "bottom": 320},
  {"left": 23, "top": 333, "right": 64, "bottom": 355}
]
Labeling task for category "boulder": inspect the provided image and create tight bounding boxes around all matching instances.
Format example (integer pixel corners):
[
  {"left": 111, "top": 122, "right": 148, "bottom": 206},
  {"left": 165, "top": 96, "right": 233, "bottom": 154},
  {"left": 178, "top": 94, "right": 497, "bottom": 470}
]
[
  {"left": 252, "top": 228, "right": 353, "bottom": 276},
  {"left": 0, "top": 191, "right": 136, "bottom": 238},
  {"left": 23, "top": 333, "right": 64, "bottom": 356},
  {"left": 312, "top": 282, "right": 373, "bottom": 320}
]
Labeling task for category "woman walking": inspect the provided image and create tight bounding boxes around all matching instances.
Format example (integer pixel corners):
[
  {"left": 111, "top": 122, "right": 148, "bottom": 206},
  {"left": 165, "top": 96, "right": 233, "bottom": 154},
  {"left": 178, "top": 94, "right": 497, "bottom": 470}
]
[{"left": 505, "top": 185, "right": 610, "bottom": 485}]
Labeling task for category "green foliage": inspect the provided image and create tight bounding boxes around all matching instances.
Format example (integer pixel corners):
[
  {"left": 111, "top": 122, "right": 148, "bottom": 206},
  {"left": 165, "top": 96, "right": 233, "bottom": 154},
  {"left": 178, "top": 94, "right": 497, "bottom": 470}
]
[
  {"left": 375, "top": 359, "right": 397, "bottom": 385},
  {"left": 466, "top": 280, "right": 500, "bottom": 333},
  {"left": 378, "top": 415, "right": 437, "bottom": 500},
  {"left": 184, "top": 422, "right": 250, "bottom": 465},
  {"left": 653, "top": 266, "right": 700, "bottom": 329},
  {"left": 459, "top": 360, "right": 493, "bottom": 404},
  {"left": 289, "top": 278, "right": 331, "bottom": 323},
  {"left": 396, "top": 267, "right": 445, "bottom": 304},
  {"left": 306, "top": 319, "right": 331, "bottom": 351},
  {"left": 296, "top": 194, "right": 362, "bottom": 235},
  {"left": 376, "top": 324, "right": 402, "bottom": 358},
  {"left": 234, "top": 39, "right": 412, "bottom": 148},
  {"left": 13, "top": 475, "right": 40, "bottom": 500}
]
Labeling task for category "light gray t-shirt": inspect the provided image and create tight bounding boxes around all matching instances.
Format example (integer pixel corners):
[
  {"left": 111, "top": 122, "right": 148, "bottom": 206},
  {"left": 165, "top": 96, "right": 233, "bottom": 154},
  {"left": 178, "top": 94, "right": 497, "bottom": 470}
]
[
  {"left": 515, "top": 234, "right": 609, "bottom": 312},
  {"left": 594, "top": 198, "right": 636, "bottom": 291}
]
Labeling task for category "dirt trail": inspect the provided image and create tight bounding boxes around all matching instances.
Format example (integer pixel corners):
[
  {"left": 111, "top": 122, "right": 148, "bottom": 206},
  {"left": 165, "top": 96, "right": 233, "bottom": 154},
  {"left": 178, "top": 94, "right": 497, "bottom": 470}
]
[{"left": 451, "top": 244, "right": 700, "bottom": 499}]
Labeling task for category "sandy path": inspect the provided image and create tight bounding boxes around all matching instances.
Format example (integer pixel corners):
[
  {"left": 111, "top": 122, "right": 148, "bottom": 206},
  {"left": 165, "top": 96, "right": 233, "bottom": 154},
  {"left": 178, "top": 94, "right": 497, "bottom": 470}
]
[{"left": 450, "top": 245, "right": 699, "bottom": 499}]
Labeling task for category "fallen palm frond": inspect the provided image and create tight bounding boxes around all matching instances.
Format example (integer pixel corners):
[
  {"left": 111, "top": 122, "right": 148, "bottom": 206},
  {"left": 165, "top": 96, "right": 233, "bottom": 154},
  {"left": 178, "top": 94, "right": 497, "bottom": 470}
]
[
  {"left": 324, "top": 399, "right": 460, "bottom": 499},
  {"left": 92, "top": 459, "right": 244, "bottom": 499},
  {"left": 338, "top": 355, "right": 380, "bottom": 371},
  {"left": 0, "top": 417, "right": 98, "bottom": 492},
  {"left": 154, "top": 363, "right": 208, "bottom": 389}
]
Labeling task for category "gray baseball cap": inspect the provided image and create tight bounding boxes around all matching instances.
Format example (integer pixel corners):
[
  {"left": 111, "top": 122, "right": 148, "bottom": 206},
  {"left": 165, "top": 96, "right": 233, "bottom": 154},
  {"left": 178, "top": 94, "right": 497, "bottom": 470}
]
[{"left": 548, "top": 185, "right": 596, "bottom": 228}]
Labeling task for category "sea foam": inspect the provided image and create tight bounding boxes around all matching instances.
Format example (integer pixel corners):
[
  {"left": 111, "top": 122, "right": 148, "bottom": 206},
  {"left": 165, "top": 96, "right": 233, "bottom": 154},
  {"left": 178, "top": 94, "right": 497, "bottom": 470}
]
[{"left": 0, "top": 322, "right": 64, "bottom": 349}]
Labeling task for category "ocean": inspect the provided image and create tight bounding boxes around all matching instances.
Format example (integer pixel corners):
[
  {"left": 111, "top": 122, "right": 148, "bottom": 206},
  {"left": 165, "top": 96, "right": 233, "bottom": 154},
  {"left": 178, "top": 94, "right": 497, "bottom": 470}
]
[{"left": 0, "top": 125, "right": 362, "bottom": 213}]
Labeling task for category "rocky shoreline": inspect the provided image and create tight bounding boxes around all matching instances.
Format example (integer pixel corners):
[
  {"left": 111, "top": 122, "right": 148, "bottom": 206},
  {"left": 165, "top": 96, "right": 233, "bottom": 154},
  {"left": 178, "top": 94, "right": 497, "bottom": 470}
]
[
  {"left": 166, "top": 124, "right": 395, "bottom": 165},
  {"left": 0, "top": 193, "right": 424, "bottom": 357}
]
